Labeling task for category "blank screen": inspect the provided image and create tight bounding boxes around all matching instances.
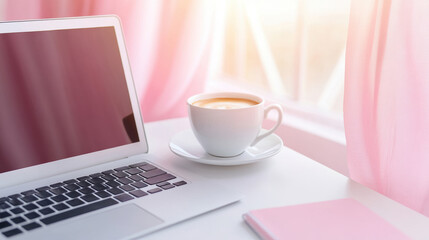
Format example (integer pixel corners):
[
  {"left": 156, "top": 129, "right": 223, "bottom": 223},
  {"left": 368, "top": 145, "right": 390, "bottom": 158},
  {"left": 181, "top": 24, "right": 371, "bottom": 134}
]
[{"left": 0, "top": 27, "right": 139, "bottom": 173}]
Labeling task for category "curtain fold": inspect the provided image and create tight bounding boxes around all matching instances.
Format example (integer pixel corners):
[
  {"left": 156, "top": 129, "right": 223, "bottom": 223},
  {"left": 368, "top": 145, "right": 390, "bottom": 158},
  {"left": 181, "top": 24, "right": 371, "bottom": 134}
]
[
  {"left": 4, "top": 0, "right": 218, "bottom": 122},
  {"left": 345, "top": 0, "right": 429, "bottom": 216}
]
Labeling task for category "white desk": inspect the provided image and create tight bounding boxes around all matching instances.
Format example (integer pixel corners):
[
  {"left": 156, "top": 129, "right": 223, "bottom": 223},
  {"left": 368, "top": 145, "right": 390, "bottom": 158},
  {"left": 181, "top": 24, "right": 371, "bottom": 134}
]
[{"left": 141, "top": 118, "right": 429, "bottom": 240}]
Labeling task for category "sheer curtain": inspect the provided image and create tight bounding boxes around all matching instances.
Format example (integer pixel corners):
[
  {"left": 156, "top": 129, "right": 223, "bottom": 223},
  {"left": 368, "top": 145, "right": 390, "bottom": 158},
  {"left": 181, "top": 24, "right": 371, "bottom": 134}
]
[
  {"left": 4, "top": 0, "right": 219, "bottom": 122},
  {"left": 345, "top": 0, "right": 429, "bottom": 216}
]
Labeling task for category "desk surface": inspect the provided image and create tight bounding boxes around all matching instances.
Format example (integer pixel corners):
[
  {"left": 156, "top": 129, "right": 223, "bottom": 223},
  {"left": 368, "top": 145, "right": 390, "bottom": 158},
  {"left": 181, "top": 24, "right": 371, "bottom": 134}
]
[{"left": 141, "top": 118, "right": 429, "bottom": 240}]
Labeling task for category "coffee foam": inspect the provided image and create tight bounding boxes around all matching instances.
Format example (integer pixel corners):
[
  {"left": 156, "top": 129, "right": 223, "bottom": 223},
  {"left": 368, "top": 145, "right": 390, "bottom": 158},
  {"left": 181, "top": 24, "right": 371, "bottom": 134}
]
[{"left": 192, "top": 98, "right": 258, "bottom": 109}]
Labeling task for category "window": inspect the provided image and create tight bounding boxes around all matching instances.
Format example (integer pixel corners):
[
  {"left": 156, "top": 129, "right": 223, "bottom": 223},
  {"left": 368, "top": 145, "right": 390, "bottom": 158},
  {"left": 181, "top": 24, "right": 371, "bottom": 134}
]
[{"left": 212, "top": 0, "right": 351, "bottom": 116}]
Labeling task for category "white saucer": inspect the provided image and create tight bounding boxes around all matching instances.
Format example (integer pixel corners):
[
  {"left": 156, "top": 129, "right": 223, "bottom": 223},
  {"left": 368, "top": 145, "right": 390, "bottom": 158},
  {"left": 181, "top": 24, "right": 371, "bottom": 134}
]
[{"left": 169, "top": 129, "right": 283, "bottom": 166}]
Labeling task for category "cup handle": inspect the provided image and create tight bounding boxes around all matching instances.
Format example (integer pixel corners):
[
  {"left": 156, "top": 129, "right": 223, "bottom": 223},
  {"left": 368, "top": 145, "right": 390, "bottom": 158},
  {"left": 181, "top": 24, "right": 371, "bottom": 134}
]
[{"left": 251, "top": 104, "right": 283, "bottom": 146}]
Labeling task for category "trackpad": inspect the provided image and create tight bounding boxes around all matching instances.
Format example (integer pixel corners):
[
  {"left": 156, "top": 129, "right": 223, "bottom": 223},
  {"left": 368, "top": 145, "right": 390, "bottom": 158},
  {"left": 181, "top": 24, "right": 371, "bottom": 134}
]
[{"left": 46, "top": 204, "right": 164, "bottom": 240}]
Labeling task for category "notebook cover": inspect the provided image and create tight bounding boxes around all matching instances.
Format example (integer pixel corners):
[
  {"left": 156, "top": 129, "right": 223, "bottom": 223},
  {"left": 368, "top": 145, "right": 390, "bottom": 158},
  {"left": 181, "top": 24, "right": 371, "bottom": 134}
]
[{"left": 243, "top": 198, "right": 410, "bottom": 240}]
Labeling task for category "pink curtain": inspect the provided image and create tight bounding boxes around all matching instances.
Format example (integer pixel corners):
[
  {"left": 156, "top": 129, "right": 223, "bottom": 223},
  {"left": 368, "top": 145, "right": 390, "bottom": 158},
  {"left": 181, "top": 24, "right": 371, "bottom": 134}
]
[
  {"left": 345, "top": 0, "right": 429, "bottom": 216},
  {"left": 4, "top": 0, "right": 218, "bottom": 122}
]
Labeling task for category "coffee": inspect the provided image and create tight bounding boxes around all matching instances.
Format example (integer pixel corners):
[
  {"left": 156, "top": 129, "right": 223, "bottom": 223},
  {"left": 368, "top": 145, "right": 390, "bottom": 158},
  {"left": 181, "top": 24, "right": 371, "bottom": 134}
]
[
  {"left": 192, "top": 98, "right": 259, "bottom": 109},
  {"left": 188, "top": 92, "right": 283, "bottom": 157}
]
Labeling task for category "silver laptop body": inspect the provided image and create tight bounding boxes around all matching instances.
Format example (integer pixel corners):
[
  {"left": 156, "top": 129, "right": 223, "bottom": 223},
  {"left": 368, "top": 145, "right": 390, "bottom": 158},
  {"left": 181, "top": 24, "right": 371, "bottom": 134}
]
[{"left": 0, "top": 16, "right": 240, "bottom": 240}]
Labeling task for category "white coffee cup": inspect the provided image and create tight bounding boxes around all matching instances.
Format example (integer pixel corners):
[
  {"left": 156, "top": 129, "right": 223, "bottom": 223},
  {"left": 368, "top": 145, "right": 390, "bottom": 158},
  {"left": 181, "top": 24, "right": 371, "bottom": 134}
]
[{"left": 187, "top": 92, "right": 283, "bottom": 157}]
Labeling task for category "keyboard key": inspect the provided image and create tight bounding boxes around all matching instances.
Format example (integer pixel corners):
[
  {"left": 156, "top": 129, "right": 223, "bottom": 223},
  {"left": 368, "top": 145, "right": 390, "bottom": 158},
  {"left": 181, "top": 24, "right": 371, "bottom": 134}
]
[
  {"left": 114, "top": 166, "right": 130, "bottom": 171},
  {"left": 77, "top": 176, "right": 90, "bottom": 181},
  {"left": 7, "top": 198, "right": 23, "bottom": 206},
  {"left": 21, "top": 190, "right": 37, "bottom": 196},
  {"left": 140, "top": 169, "right": 166, "bottom": 179},
  {"left": 52, "top": 203, "right": 69, "bottom": 211},
  {"left": 50, "top": 187, "right": 67, "bottom": 195},
  {"left": 101, "top": 170, "right": 115, "bottom": 175},
  {"left": 144, "top": 174, "right": 176, "bottom": 185},
  {"left": 156, "top": 182, "right": 170, "bottom": 187},
  {"left": 106, "top": 181, "right": 120, "bottom": 188},
  {"left": 36, "top": 199, "right": 54, "bottom": 207},
  {"left": 24, "top": 212, "right": 40, "bottom": 220},
  {"left": 22, "top": 222, "right": 42, "bottom": 231},
  {"left": 173, "top": 181, "right": 187, "bottom": 186},
  {"left": 66, "top": 191, "right": 81, "bottom": 199},
  {"left": 64, "top": 184, "right": 80, "bottom": 191},
  {"left": 88, "top": 177, "right": 105, "bottom": 185},
  {"left": 0, "top": 211, "right": 11, "bottom": 218},
  {"left": 117, "top": 177, "right": 133, "bottom": 185},
  {"left": 10, "top": 216, "right": 25, "bottom": 224},
  {"left": 92, "top": 184, "right": 108, "bottom": 192},
  {"left": 39, "top": 207, "right": 55, "bottom": 215},
  {"left": 129, "top": 190, "right": 148, "bottom": 198},
  {"left": 36, "top": 186, "right": 51, "bottom": 192},
  {"left": 0, "top": 202, "right": 10, "bottom": 210},
  {"left": 139, "top": 164, "right": 156, "bottom": 171},
  {"left": 100, "top": 174, "right": 115, "bottom": 181},
  {"left": 21, "top": 195, "right": 38, "bottom": 203},
  {"left": 113, "top": 171, "right": 127, "bottom": 178},
  {"left": 160, "top": 184, "right": 175, "bottom": 190},
  {"left": 63, "top": 179, "right": 78, "bottom": 184},
  {"left": 76, "top": 181, "right": 91, "bottom": 188},
  {"left": 94, "top": 191, "right": 111, "bottom": 199},
  {"left": 8, "top": 194, "right": 21, "bottom": 199},
  {"left": 89, "top": 173, "right": 103, "bottom": 178},
  {"left": 107, "top": 188, "right": 124, "bottom": 195},
  {"left": 1, "top": 228, "right": 22, "bottom": 237},
  {"left": 81, "top": 194, "right": 99, "bottom": 203},
  {"left": 66, "top": 199, "right": 85, "bottom": 207},
  {"left": 114, "top": 193, "right": 133, "bottom": 202},
  {"left": 23, "top": 203, "right": 38, "bottom": 211},
  {"left": 35, "top": 191, "right": 52, "bottom": 199},
  {"left": 50, "top": 182, "right": 65, "bottom": 188},
  {"left": 125, "top": 168, "right": 142, "bottom": 175},
  {"left": 51, "top": 195, "right": 68, "bottom": 203},
  {"left": 10, "top": 207, "right": 24, "bottom": 214},
  {"left": 129, "top": 175, "right": 143, "bottom": 182},
  {"left": 129, "top": 162, "right": 148, "bottom": 168},
  {"left": 131, "top": 182, "right": 148, "bottom": 189},
  {"left": 147, "top": 188, "right": 162, "bottom": 194},
  {"left": 41, "top": 198, "right": 118, "bottom": 225},
  {"left": 0, "top": 221, "right": 12, "bottom": 230},
  {"left": 79, "top": 188, "right": 95, "bottom": 195},
  {"left": 119, "top": 185, "right": 135, "bottom": 192}
]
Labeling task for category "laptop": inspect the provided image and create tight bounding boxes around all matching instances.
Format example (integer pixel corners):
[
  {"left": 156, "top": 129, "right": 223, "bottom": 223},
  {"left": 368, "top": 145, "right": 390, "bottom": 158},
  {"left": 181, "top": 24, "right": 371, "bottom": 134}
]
[{"left": 0, "top": 16, "right": 240, "bottom": 239}]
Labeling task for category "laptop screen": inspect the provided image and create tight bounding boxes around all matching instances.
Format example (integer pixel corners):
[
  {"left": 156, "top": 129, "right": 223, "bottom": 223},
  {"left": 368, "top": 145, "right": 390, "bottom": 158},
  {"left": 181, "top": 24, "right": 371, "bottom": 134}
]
[{"left": 0, "top": 26, "right": 139, "bottom": 174}]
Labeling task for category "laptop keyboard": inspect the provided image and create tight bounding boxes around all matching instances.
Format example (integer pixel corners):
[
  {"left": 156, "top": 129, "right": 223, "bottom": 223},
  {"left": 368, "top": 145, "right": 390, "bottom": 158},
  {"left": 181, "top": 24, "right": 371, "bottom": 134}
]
[{"left": 0, "top": 161, "right": 187, "bottom": 238}]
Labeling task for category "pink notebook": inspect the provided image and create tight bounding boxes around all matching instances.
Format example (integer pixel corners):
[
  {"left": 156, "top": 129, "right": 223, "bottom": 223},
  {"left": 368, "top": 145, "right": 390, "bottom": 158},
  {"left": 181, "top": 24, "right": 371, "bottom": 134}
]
[{"left": 243, "top": 198, "right": 410, "bottom": 240}]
